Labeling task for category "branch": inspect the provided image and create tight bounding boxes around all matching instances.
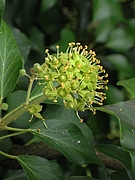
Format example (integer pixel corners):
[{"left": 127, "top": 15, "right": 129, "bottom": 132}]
[{"left": 0, "top": 142, "right": 124, "bottom": 170}]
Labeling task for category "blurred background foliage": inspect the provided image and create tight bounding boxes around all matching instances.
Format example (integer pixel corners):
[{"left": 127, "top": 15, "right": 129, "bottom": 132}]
[{"left": 3, "top": 0, "right": 135, "bottom": 155}]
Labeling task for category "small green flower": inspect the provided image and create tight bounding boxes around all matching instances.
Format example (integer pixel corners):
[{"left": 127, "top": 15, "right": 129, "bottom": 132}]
[{"left": 32, "top": 42, "right": 108, "bottom": 115}]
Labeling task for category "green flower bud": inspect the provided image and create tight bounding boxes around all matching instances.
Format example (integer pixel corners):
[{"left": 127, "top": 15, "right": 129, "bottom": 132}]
[
  {"left": 1, "top": 103, "right": 8, "bottom": 110},
  {"left": 33, "top": 63, "right": 41, "bottom": 73},
  {"left": 67, "top": 65, "right": 73, "bottom": 72},
  {"left": 66, "top": 101, "right": 75, "bottom": 109},
  {"left": 19, "top": 69, "right": 26, "bottom": 76},
  {"left": 77, "top": 102, "right": 85, "bottom": 111},
  {"left": 57, "top": 88, "right": 67, "bottom": 97},
  {"left": 58, "top": 74, "right": 67, "bottom": 83},
  {"left": 42, "top": 87, "right": 51, "bottom": 97}
]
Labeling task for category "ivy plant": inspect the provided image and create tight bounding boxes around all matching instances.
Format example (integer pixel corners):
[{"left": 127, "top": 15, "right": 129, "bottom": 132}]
[{"left": 0, "top": 1, "right": 135, "bottom": 180}]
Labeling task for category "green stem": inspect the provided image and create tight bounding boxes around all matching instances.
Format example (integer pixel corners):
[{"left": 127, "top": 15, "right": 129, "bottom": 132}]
[
  {"left": 4, "top": 126, "right": 30, "bottom": 132},
  {"left": 0, "top": 131, "right": 27, "bottom": 140},
  {"left": 0, "top": 95, "right": 47, "bottom": 128},
  {"left": 25, "top": 78, "right": 35, "bottom": 105},
  {"left": 0, "top": 151, "right": 16, "bottom": 160}
]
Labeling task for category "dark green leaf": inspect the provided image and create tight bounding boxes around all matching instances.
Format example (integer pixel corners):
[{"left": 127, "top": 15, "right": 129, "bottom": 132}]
[
  {"left": 106, "top": 28, "right": 134, "bottom": 52},
  {"left": 94, "top": 144, "right": 132, "bottom": 171},
  {"left": 40, "top": 0, "right": 58, "bottom": 12},
  {"left": 6, "top": 90, "right": 32, "bottom": 128},
  {"left": 0, "top": 0, "right": 5, "bottom": 26},
  {"left": 105, "top": 84, "right": 124, "bottom": 104},
  {"left": 30, "top": 120, "right": 103, "bottom": 167},
  {"left": 11, "top": 27, "right": 31, "bottom": 63},
  {"left": 7, "top": 90, "right": 26, "bottom": 110},
  {"left": 30, "top": 27, "right": 44, "bottom": 54},
  {"left": 92, "top": 0, "right": 123, "bottom": 22},
  {"left": 6, "top": 90, "right": 36, "bottom": 143},
  {"left": 117, "top": 78, "right": 135, "bottom": 98},
  {"left": 95, "top": 17, "right": 116, "bottom": 43},
  {"left": 16, "top": 155, "right": 64, "bottom": 180},
  {"left": 65, "top": 176, "right": 98, "bottom": 180},
  {"left": 0, "top": 21, "right": 22, "bottom": 102},
  {"left": 106, "top": 54, "right": 134, "bottom": 77},
  {"left": 3, "top": 169, "right": 27, "bottom": 180},
  {"left": 42, "top": 104, "right": 94, "bottom": 143},
  {"left": 0, "top": 130, "right": 12, "bottom": 160},
  {"left": 97, "top": 99, "right": 135, "bottom": 176},
  {"left": 51, "top": 27, "right": 76, "bottom": 52}
]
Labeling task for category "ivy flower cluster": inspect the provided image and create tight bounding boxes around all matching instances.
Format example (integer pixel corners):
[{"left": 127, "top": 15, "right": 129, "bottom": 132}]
[{"left": 32, "top": 42, "right": 108, "bottom": 114}]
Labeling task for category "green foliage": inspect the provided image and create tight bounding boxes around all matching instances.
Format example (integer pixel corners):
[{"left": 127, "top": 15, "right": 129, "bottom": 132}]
[
  {"left": 0, "top": 0, "right": 135, "bottom": 180},
  {"left": 30, "top": 120, "right": 102, "bottom": 166},
  {"left": 16, "top": 155, "right": 65, "bottom": 180},
  {"left": 117, "top": 78, "right": 135, "bottom": 98},
  {"left": 0, "top": 131, "right": 12, "bottom": 160},
  {"left": 94, "top": 144, "right": 133, "bottom": 178},
  {"left": 0, "top": 21, "right": 22, "bottom": 102}
]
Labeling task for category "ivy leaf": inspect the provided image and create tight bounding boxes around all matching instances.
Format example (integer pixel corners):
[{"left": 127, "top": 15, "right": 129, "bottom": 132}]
[
  {"left": 0, "top": 130, "right": 12, "bottom": 160},
  {"left": 106, "top": 54, "right": 134, "bottom": 78},
  {"left": 53, "top": 27, "right": 76, "bottom": 52},
  {"left": 11, "top": 27, "right": 31, "bottom": 63},
  {"left": 96, "top": 99, "right": 135, "bottom": 177},
  {"left": 92, "top": 0, "right": 123, "bottom": 22},
  {"left": 30, "top": 120, "right": 103, "bottom": 167},
  {"left": 106, "top": 28, "right": 134, "bottom": 52},
  {"left": 16, "top": 155, "right": 64, "bottom": 180},
  {"left": 94, "top": 144, "right": 133, "bottom": 174},
  {"left": 0, "top": 21, "right": 22, "bottom": 102},
  {"left": 42, "top": 104, "right": 94, "bottom": 143},
  {"left": 117, "top": 77, "right": 135, "bottom": 98},
  {"left": 95, "top": 17, "right": 116, "bottom": 43}
]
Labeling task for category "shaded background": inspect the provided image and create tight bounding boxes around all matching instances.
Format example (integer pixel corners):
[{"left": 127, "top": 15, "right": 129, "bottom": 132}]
[{"left": 3, "top": 0, "right": 135, "bottom": 157}]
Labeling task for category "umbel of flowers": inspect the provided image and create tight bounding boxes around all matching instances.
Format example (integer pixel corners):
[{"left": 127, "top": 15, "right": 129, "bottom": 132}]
[{"left": 32, "top": 42, "right": 108, "bottom": 115}]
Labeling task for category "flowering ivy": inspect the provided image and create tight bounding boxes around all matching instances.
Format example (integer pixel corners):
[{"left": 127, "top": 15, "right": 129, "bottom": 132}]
[{"left": 31, "top": 42, "right": 108, "bottom": 116}]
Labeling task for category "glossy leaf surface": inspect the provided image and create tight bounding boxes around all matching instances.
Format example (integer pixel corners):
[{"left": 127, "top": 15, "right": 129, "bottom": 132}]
[
  {"left": 17, "top": 155, "right": 64, "bottom": 180},
  {"left": 0, "top": 21, "right": 22, "bottom": 101},
  {"left": 95, "top": 144, "right": 132, "bottom": 173},
  {"left": 97, "top": 99, "right": 135, "bottom": 177},
  {"left": 42, "top": 104, "right": 94, "bottom": 142},
  {"left": 12, "top": 27, "right": 31, "bottom": 63},
  {"left": 30, "top": 120, "right": 103, "bottom": 166}
]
